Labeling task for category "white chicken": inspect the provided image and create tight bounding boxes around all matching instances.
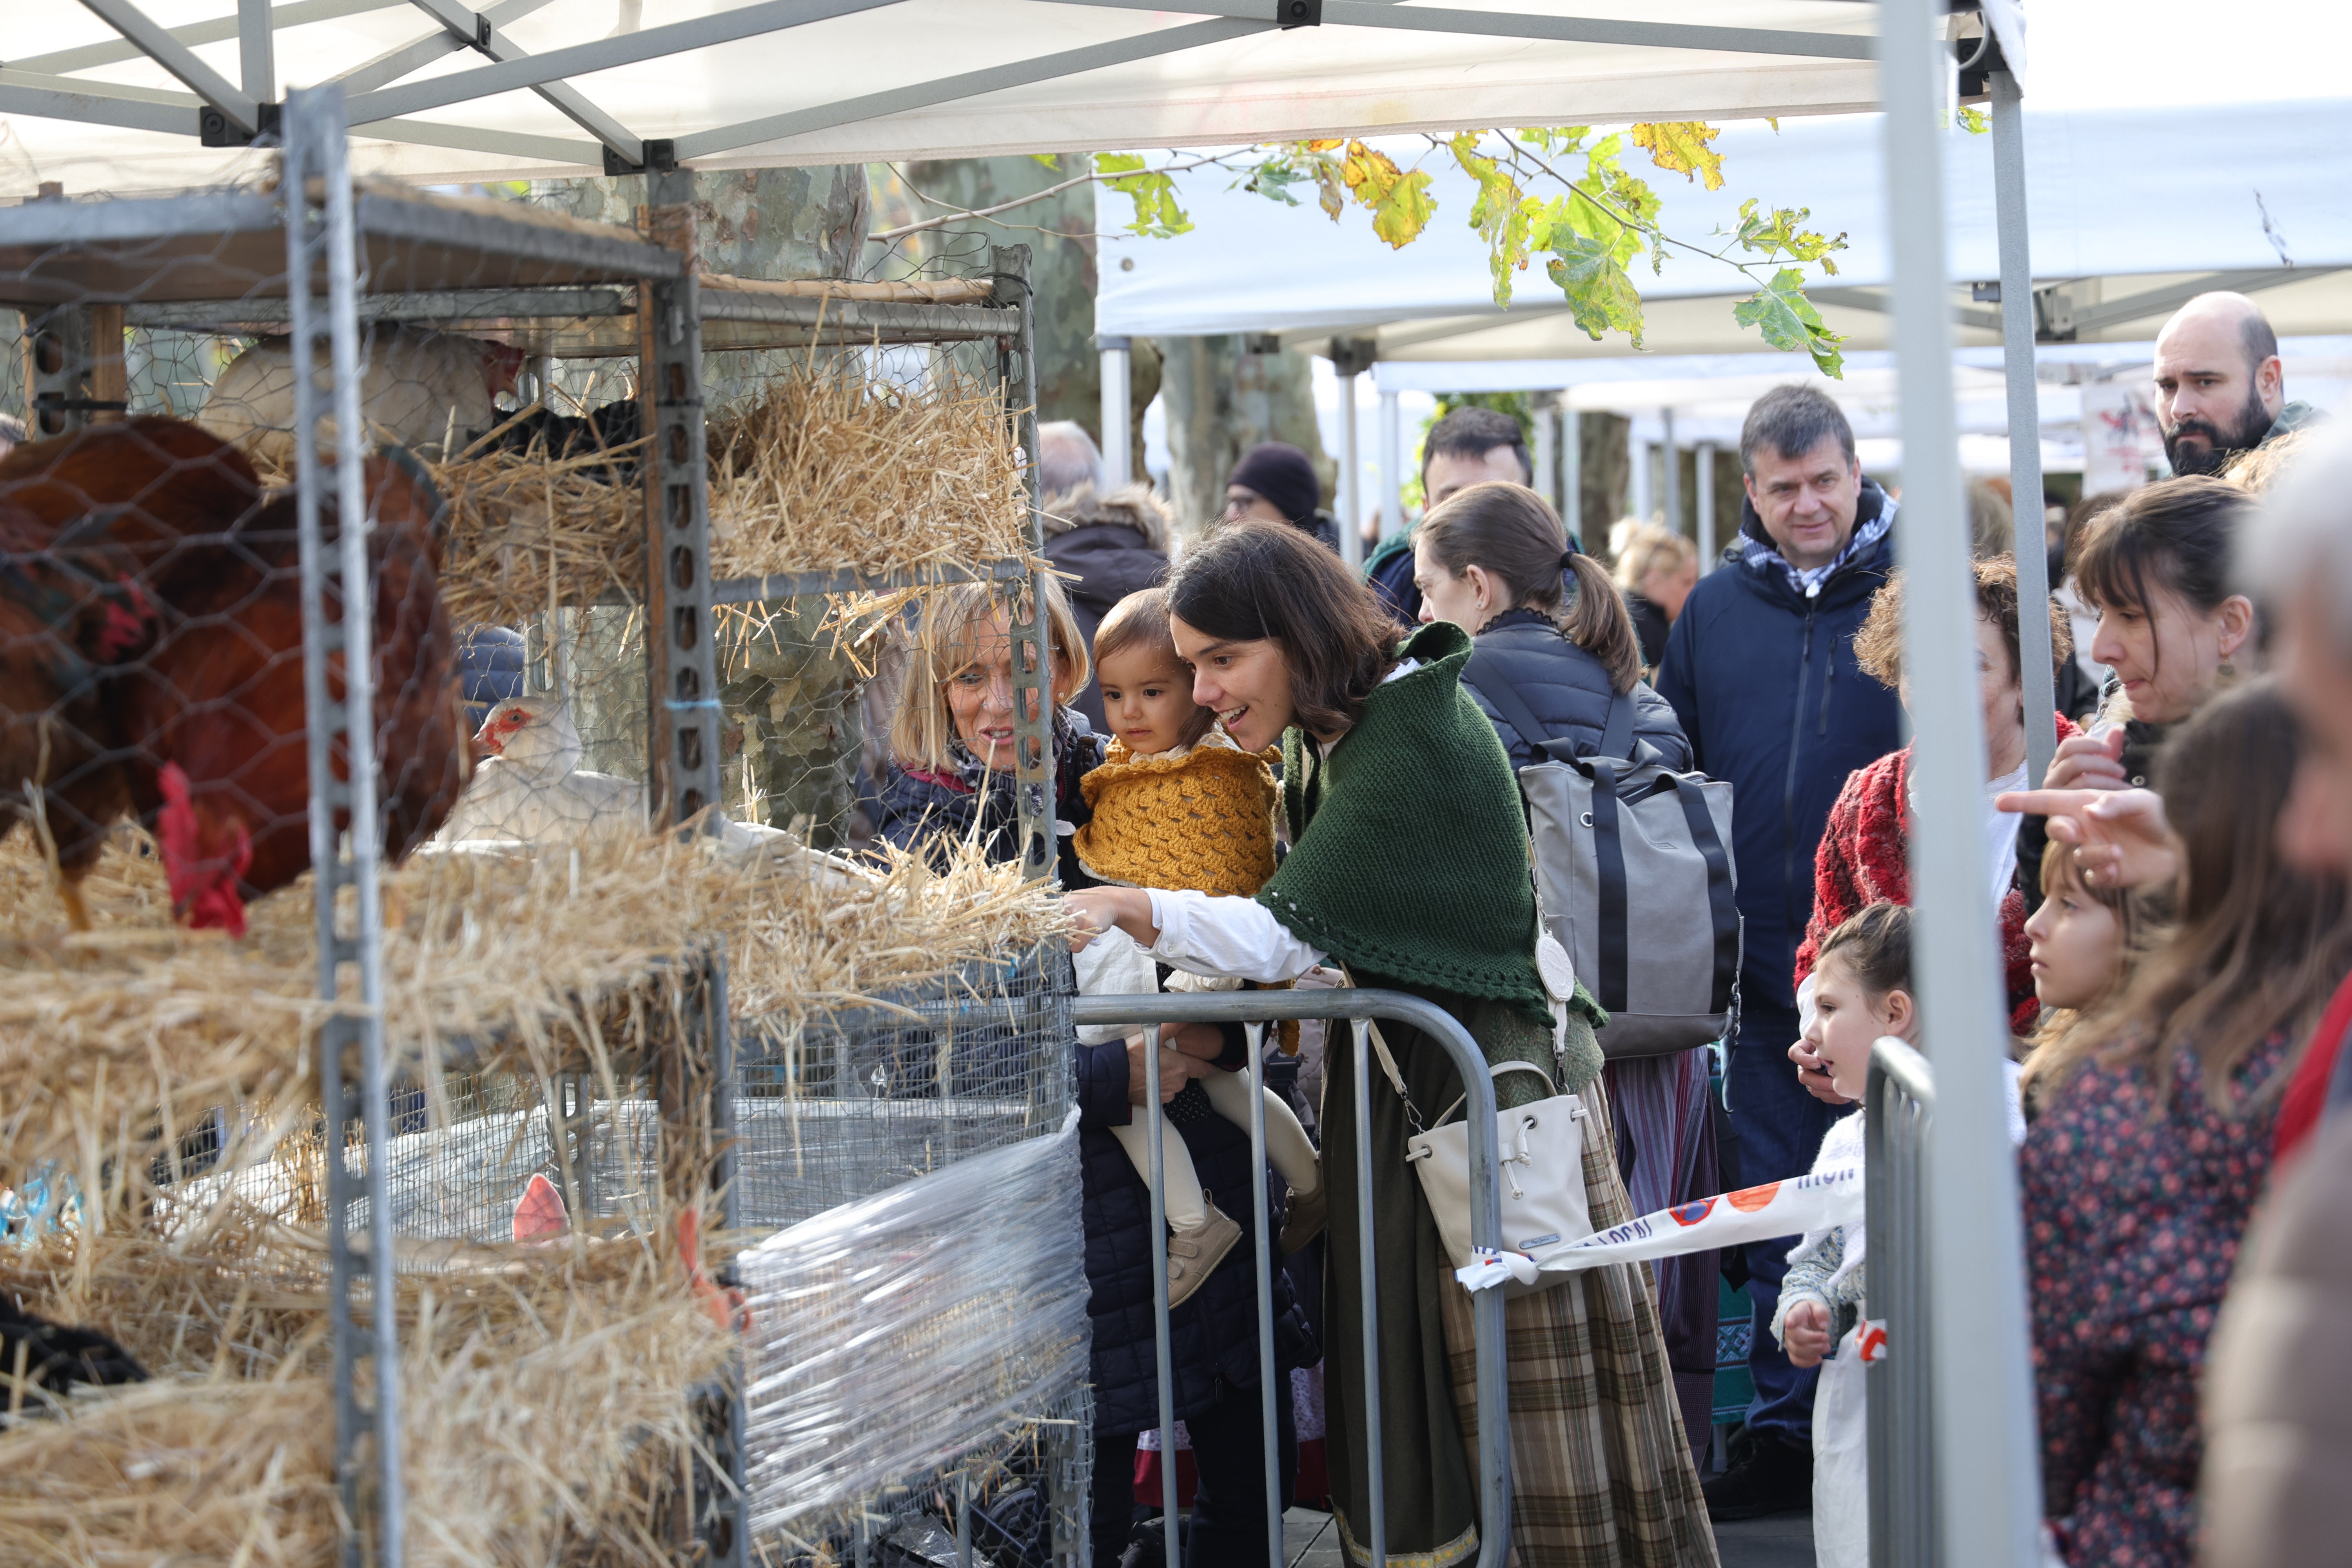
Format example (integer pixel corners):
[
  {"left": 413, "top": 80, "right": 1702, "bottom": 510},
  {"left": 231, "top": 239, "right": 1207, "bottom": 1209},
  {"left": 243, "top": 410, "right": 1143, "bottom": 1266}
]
[
  {"left": 437, "top": 697, "right": 645, "bottom": 846},
  {"left": 436, "top": 697, "right": 877, "bottom": 890},
  {"left": 198, "top": 325, "right": 524, "bottom": 464}
]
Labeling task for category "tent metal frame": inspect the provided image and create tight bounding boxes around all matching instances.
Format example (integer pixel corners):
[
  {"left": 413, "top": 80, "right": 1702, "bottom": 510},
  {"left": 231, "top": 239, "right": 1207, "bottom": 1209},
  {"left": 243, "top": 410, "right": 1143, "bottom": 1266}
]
[{"left": 8, "top": 2, "right": 2048, "bottom": 1562}]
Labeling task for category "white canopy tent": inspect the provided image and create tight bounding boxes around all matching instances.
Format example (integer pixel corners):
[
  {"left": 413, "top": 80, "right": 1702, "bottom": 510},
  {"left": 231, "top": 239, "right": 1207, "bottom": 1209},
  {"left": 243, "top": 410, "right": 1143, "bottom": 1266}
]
[{"left": 0, "top": 4, "right": 2040, "bottom": 1563}]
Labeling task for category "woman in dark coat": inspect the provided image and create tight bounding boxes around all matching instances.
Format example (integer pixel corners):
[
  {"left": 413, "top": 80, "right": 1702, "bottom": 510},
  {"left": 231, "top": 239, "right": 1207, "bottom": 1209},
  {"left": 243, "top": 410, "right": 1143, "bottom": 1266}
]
[
  {"left": 1414, "top": 481, "right": 1720, "bottom": 1471},
  {"left": 1068, "top": 521, "right": 1712, "bottom": 1568},
  {"left": 869, "top": 573, "right": 1316, "bottom": 1564}
]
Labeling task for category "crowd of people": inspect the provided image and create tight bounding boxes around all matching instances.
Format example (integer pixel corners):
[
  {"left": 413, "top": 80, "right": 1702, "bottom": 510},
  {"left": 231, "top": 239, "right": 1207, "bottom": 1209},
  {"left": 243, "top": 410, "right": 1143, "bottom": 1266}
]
[{"left": 858, "top": 288, "right": 2345, "bottom": 1568}]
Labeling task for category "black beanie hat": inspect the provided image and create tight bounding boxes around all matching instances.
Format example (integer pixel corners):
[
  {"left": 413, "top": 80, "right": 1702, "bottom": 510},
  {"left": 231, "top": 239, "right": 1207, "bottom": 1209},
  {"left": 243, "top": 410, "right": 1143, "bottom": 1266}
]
[{"left": 1227, "top": 442, "right": 1321, "bottom": 527}]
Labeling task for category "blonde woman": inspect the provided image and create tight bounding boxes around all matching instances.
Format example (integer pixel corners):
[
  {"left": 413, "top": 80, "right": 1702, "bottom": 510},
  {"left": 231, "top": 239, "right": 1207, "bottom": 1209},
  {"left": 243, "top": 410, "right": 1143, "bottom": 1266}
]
[
  {"left": 1611, "top": 521, "right": 1698, "bottom": 677},
  {"left": 867, "top": 575, "right": 1102, "bottom": 881}
]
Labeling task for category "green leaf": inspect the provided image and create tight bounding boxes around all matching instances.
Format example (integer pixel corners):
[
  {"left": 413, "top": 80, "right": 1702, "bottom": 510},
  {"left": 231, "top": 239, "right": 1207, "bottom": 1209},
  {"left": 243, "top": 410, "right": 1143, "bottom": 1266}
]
[
  {"left": 1630, "top": 121, "right": 1726, "bottom": 190},
  {"left": 1730, "top": 198, "right": 1848, "bottom": 274},
  {"left": 1242, "top": 162, "right": 1308, "bottom": 207},
  {"left": 1030, "top": 152, "right": 1063, "bottom": 169},
  {"left": 1734, "top": 267, "right": 1847, "bottom": 377},
  {"left": 1547, "top": 229, "right": 1646, "bottom": 347},
  {"left": 1449, "top": 132, "right": 1534, "bottom": 304},
  {"left": 1095, "top": 152, "right": 1193, "bottom": 238},
  {"left": 1342, "top": 140, "right": 1436, "bottom": 249},
  {"left": 1957, "top": 105, "right": 1991, "bottom": 134},
  {"left": 1514, "top": 125, "right": 1592, "bottom": 156}
]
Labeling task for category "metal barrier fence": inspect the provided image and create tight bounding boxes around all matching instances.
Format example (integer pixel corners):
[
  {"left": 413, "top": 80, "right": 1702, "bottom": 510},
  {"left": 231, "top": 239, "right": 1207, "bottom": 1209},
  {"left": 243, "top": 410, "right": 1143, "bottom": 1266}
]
[
  {"left": 1866, "top": 1036, "right": 1937, "bottom": 1568},
  {"left": 1071, "top": 988, "right": 1515, "bottom": 1568}
]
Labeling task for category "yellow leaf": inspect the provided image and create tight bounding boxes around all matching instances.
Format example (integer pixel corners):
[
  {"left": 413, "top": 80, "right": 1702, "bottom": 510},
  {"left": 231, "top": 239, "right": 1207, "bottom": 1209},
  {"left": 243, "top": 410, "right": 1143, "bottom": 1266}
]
[
  {"left": 1304, "top": 138, "right": 1345, "bottom": 151},
  {"left": 1630, "top": 121, "right": 1726, "bottom": 191}
]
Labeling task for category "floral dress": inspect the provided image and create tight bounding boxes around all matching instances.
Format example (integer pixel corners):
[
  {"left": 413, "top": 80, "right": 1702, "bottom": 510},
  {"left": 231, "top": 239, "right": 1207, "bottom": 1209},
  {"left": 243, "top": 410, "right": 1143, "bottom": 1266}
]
[{"left": 2020, "top": 1032, "right": 2290, "bottom": 1567}]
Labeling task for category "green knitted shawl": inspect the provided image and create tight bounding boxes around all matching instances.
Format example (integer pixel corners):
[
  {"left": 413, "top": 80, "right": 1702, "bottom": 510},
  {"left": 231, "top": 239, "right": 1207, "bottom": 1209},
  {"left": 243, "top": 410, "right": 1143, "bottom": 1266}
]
[{"left": 1257, "top": 621, "right": 1560, "bottom": 1026}]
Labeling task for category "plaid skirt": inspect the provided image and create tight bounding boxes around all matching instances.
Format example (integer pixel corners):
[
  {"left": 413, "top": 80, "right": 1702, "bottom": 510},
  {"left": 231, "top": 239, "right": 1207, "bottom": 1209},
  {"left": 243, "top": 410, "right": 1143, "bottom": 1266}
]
[{"left": 1439, "top": 1075, "right": 1720, "bottom": 1568}]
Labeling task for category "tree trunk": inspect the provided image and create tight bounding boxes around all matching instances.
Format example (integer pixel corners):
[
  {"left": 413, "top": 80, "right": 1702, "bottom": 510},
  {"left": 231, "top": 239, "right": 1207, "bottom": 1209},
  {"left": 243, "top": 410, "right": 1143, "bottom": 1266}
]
[
  {"left": 884, "top": 156, "right": 1100, "bottom": 437},
  {"left": 1578, "top": 412, "right": 1632, "bottom": 545},
  {"left": 534, "top": 168, "right": 874, "bottom": 844},
  {"left": 1160, "top": 335, "right": 1334, "bottom": 539}
]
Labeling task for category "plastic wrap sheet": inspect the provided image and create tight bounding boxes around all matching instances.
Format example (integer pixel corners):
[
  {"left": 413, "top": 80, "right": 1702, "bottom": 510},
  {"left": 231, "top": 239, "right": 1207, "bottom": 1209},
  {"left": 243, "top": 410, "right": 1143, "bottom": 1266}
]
[{"left": 739, "top": 1111, "right": 1089, "bottom": 1544}]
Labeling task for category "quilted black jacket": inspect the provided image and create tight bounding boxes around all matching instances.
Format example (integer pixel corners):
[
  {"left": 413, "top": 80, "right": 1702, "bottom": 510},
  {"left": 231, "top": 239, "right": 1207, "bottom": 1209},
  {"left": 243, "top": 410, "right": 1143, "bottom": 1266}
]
[
  {"left": 1074, "top": 1033, "right": 1320, "bottom": 1436},
  {"left": 1459, "top": 610, "right": 1693, "bottom": 772}
]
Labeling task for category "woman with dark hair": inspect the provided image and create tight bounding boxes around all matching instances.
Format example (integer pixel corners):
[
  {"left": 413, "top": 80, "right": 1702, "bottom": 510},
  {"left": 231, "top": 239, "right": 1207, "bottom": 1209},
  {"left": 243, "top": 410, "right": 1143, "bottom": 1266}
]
[
  {"left": 1066, "top": 521, "right": 1712, "bottom": 1567},
  {"left": 1413, "top": 482, "right": 1720, "bottom": 1465},
  {"left": 2021, "top": 679, "right": 2352, "bottom": 1567}
]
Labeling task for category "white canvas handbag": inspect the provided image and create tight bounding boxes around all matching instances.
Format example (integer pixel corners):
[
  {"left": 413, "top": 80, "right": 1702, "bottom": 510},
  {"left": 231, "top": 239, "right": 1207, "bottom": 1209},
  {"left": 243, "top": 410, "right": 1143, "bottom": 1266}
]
[{"left": 1353, "top": 1016, "right": 1592, "bottom": 1298}]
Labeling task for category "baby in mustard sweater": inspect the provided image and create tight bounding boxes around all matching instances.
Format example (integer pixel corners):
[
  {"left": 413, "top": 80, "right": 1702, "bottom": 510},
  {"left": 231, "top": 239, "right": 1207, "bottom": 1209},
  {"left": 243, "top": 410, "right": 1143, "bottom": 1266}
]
[{"left": 1070, "top": 588, "right": 1323, "bottom": 1307}]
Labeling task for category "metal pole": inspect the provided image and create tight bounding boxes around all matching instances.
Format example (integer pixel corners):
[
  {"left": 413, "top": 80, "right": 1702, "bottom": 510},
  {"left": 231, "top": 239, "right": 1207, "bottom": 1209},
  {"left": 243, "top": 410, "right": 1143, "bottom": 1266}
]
[
  {"left": 1562, "top": 406, "right": 1583, "bottom": 546},
  {"left": 1660, "top": 407, "right": 1681, "bottom": 534},
  {"left": 1992, "top": 66, "right": 2056, "bottom": 787},
  {"left": 995, "top": 246, "right": 1056, "bottom": 880},
  {"left": 1882, "top": 5, "right": 2044, "bottom": 1565},
  {"left": 1352, "top": 1023, "right": 1388, "bottom": 1568},
  {"left": 1248, "top": 1026, "right": 1282, "bottom": 1567},
  {"left": 239, "top": 0, "right": 275, "bottom": 103},
  {"left": 1378, "top": 388, "right": 1402, "bottom": 537},
  {"left": 1099, "top": 336, "right": 1132, "bottom": 489},
  {"left": 1338, "top": 370, "right": 1363, "bottom": 571},
  {"left": 1145, "top": 1024, "right": 1180, "bottom": 1566},
  {"left": 1533, "top": 400, "right": 1557, "bottom": 514},
  {"left": 1695, "top": 440, "right": 1718, "bottom": 569}
]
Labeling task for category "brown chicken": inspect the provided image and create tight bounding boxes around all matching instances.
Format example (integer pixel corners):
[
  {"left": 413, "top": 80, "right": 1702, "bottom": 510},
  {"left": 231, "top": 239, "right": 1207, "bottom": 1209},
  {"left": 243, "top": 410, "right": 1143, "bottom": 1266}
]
[
  {"left": 0, "top": 419, "right": 262, "bottom": 927},
  {"left": 0, "top": 418, "right": 469, "bottom": 935}
]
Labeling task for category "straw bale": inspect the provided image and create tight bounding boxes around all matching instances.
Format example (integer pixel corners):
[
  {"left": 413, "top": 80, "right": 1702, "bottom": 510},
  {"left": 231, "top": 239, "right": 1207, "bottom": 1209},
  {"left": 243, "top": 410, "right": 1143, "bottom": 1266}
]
[
  {"left": 0, "top": 1213, "right": 735, "bottom": 1567},
  {"left": 0, "top": 821, "right": 1065, "bottom": 1200},
  {"left": 421, "top": 358, "right": 1036, "bottom": 626}
]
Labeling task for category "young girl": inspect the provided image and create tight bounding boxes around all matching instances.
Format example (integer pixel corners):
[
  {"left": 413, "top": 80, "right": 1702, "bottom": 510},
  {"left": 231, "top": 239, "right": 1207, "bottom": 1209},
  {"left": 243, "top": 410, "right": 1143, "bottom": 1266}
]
[
  {"left": 2019, "top": 822, "right": 2138, "bottom": 1105},
  {"left": 1067, "top": 587, "right": 1324, "bottom": 1307}
]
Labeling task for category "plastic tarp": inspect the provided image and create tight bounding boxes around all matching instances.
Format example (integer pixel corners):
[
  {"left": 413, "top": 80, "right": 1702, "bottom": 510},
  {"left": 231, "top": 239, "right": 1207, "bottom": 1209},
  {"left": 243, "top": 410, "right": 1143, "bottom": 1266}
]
[
  {"left": 1093, "top": 99, "right": 2352, "bottom": 356},
  {"left": 2, "top": 0, "right": 1878, "bottom": 197}
]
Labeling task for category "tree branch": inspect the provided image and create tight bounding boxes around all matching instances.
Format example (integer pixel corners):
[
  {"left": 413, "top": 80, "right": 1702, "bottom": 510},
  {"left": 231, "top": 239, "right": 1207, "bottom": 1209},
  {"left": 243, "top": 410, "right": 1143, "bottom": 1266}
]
[{"left": 869, "top": 153, "right": 1236, "bottom": 243}]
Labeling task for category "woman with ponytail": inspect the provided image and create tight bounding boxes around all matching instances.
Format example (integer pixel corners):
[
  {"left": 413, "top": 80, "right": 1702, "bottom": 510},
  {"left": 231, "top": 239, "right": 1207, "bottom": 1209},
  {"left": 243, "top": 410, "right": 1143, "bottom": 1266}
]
[
  {"left": 1414, "top": 481, "right": 1692, "bottom": 771},
  {"left": 1412, "top": 481, "right": 1723, "bottom": 1470}
]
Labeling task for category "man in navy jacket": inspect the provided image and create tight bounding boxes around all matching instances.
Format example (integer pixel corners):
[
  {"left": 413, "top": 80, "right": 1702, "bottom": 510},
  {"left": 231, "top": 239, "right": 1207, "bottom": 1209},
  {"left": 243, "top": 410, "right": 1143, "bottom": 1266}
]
[{"left": 1656, "top": 385, "right": 1904, "bottom": 1520}]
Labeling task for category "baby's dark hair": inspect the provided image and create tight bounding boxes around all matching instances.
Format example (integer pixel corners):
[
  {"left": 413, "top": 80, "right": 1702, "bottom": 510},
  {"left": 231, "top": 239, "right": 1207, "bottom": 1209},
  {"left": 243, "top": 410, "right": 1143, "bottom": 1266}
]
[
  {"left": 1094, "top": 586, "right": 1214, "bottom": 748},
  {"left": 1816, "top": 902, "right": 1913, "bottom": 1000}
]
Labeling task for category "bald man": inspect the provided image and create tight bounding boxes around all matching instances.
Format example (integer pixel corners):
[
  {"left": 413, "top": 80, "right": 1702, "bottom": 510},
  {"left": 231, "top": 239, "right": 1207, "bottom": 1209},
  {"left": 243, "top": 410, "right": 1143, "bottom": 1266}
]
[{"left": 2152, "top": 292, "right": 2319, "bottom": 476}]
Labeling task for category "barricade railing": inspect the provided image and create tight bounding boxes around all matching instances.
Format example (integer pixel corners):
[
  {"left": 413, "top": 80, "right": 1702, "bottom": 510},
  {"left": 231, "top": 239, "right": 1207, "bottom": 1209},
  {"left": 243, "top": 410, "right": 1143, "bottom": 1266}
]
[
  {"left": 1070, "top": 989, "right": 1515, "bottom": 1568},
  {"left": 1866, "top": 1035, "right": 1937, "bottom": 1568}
]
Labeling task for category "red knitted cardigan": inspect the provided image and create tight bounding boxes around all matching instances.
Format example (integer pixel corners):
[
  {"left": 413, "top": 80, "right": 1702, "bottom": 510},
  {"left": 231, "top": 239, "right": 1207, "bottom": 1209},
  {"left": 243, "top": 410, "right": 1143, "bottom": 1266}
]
[{"left": 1793, "top": 714, "right": 2080, "bottom": 1036}]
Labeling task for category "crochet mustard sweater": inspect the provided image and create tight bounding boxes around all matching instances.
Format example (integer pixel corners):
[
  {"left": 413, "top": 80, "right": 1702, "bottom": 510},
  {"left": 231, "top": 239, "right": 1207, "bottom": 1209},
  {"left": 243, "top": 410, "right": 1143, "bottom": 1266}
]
[{"left": 1072, "top": 732, "right": 1282, "bottom": 895}]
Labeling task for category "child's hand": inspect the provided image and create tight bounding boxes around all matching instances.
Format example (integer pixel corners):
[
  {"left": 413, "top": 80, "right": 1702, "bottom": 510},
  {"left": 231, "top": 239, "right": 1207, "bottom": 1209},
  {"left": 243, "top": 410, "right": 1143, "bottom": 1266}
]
[
  {"left": 1788, "top": 1036, "right": 1855, "bottom": 1107},
  {"left": 1783, "top": 1300, "right": 1832, "bottom": 1369}
]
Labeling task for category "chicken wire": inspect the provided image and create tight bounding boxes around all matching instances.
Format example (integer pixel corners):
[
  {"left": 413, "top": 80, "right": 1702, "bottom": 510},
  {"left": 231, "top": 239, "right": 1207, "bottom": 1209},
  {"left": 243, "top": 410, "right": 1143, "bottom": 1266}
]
[{"left": 733, "top": 943, "right": 1076, "bottom": 1230}]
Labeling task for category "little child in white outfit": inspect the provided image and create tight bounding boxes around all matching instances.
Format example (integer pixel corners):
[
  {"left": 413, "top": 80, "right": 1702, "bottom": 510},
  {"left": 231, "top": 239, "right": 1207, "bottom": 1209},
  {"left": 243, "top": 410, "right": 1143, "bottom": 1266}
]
[{"left": 1069, "top": 588, "right": 1323, "bottom": 1307}]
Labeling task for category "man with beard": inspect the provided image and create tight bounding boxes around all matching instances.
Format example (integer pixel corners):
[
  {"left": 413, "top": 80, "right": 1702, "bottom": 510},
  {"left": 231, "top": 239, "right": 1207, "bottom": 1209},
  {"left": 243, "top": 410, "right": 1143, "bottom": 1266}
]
[{"left": 2153, "top": 292, "right": 2319, "bottom": 475}]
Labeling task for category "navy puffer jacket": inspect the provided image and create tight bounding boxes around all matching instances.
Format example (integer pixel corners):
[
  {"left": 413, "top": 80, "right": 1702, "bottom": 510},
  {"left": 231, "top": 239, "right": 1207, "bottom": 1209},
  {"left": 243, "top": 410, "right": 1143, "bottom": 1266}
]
[
  {"left": 1459, "top": 610, "right": 1692, "bottom": 772},
  {"left": 1074, "top": 1035, "right": 1320, "bottom": 1436},
  {"left": 1654, "top": 484, "right": 1904, "bottom": 1013}
]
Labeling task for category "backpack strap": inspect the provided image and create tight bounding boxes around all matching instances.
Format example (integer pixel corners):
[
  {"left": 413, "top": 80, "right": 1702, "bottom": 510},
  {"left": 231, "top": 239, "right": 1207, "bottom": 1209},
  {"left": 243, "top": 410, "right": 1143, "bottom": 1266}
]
[
  {"left": 1599, "top": 686, "right": 1635, "bottom": 762},
  {"left": 1589, "top": 755, "right": 1630, "bottom": 1011},
  {"left": 1672, "top": 774, "right": 1741, "bottom": 1016},
  {"left": 1461, "top": 648, "right": 1554, "bottom": 764}
]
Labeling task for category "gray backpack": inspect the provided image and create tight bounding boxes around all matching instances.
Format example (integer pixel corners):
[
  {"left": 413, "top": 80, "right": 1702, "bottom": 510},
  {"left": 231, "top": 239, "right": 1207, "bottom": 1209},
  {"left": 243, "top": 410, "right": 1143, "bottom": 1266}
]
[{"left": 1470, "top": 673, "right": 1742, "bottom": 1060}]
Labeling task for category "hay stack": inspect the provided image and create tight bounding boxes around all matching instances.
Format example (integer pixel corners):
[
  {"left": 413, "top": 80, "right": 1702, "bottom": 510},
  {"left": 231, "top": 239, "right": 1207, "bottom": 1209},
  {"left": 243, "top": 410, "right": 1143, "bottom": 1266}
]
[
  {"left": 0, "top": 1213, "right": 734, "bottom": 1567},
  {"left": 426, "top": 359, "right": 1036, "bottom": 627}
]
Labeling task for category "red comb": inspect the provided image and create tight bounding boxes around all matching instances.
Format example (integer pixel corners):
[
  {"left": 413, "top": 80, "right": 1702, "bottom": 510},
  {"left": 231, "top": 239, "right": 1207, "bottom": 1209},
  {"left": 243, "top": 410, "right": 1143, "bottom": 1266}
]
[{"left": 512, "top": 1173, "right": 569, "bottom": 1242}]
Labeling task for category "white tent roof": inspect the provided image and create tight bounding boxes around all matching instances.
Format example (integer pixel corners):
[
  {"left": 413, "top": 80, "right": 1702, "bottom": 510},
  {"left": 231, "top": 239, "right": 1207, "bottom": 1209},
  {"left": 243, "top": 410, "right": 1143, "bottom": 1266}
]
[
  {"left": 1, "top": 1, "right": 1888, "bottom": 198},
  {"left": 1093, "top": 98, "right": 2352, "bottom": 356}
]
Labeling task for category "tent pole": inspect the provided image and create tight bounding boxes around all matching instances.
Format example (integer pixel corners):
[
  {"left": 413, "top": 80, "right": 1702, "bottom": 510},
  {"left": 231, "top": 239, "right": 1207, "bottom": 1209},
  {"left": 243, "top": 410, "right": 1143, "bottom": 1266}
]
[
  {"left": 1099, "top": 336, "right": 1132, "bottom": 489},
  {"left": 1884, "top": 3, "right": 2046, "bottom": 1564},
  {"left": 1695, "top": 440, "right": 1717, "bottom": 570},
  {"left": 1661, "top": 406, "right": 1681, "bottom": 534},
  {"left": 1378, "top": 388, "right": 1401, "bottom": 539},
  {"left": 1992, "top": 65, "right": 2055, "bottom": 786},
  {"left": 1532, "top": 399, "right": 1557, "bottom": 514},
  {"left": 1339, "top": 370, "right": 1362, "bottom": 570},
  {"left": 1562, "top": 405, "right": 1582, "bottom": 548},
  {"left": 238, "top": 0, "right": 274, "bottom": 101}
]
